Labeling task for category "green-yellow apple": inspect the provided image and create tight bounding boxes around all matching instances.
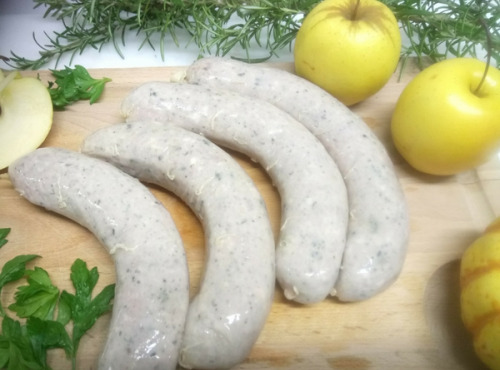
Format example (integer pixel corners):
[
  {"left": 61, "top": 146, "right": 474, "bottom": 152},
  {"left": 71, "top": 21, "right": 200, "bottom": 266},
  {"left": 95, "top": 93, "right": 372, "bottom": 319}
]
[
  {"left": 391, "top": 57, "right": 500, "bottom": 176},
  {"left": 0, "top": 70, "right": 53, "bottom": 170},
  {"left": 294, "top": 0, "right": 401, "bottom": 106},
  {"left": 460, "top": 216, "right": 500, "bottom": 370}
]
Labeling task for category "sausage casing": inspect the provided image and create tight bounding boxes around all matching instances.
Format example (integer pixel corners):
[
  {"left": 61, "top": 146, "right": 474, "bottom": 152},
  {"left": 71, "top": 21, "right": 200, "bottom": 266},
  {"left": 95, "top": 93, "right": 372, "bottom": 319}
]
[
  {"left": 121, "top": 82, "right": 349, "bottom": 304},
  {"left": 186, "top": 57, "right": 409, "bottom": 301},
  {"left": 8, "top": 147, "right": 189, "bottom": 370},
  {"left": 82, "top": 122, "right": 275, "bottom": 369}
]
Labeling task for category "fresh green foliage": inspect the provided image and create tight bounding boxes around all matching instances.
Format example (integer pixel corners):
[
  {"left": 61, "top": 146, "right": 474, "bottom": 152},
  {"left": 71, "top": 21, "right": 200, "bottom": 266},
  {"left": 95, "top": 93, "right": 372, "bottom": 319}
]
[
  {"left": 4, "top": 0, "right": 317, "bottom": 69},
  {"left": 0, "top": 254, "right": 40, "bottom": 317},
  {"left": 0, "top": 0, "right": 498, "bottom": 70},
  {"left": 0, "top": 316, "right": 72, "bottom": 370},
  {"left": 386, "top": 0, "right": 499, "bottom": 68},
  {"left": 47, "top": 65, "right": 111, "bottom": 110},
  {"left": 26, "top": 317, "right": 73, "bottom": 369},
  {"left": 0, "top": 228, "right": 10, "bottom": 249},
  {"left": 59, "top": 259, "right": 115, "bottom": 369},
  {"left": 0, "top": 234, "right": 114, "bottom": 369},
  {"left": 0, "top": 316, "right": 45, "bottom": 370},
  {"left": 8, "top": 267, "right": 60, "bottom": 320}
]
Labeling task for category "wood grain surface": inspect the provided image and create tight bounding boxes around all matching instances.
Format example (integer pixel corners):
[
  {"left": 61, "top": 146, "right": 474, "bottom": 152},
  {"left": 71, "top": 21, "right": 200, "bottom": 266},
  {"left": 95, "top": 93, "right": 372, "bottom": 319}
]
[{"left": 1, "top": 61, "right": 496, "bottom": 369}]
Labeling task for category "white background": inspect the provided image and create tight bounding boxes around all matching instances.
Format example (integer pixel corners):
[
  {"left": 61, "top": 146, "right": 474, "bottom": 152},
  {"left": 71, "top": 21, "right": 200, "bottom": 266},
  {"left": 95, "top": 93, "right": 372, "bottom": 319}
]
[
  {"left": 0, "top": 0, "right": 489, "bottom": 71},
  {"left": 0, "top": 0, "right": 295, "bottom": 70}
]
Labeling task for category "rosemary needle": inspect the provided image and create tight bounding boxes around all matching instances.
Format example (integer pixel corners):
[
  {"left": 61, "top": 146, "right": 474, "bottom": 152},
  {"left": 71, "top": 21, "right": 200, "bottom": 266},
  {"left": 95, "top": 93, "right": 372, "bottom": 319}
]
[{"left": 2, "top": 0, "right": 498, "bottom": 70}]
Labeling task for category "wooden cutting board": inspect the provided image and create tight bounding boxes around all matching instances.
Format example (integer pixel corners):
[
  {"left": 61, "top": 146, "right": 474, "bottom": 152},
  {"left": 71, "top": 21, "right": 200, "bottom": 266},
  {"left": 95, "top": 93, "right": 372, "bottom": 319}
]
[{"left": 0, "top": 61, "right": 497, "bottom": 370}]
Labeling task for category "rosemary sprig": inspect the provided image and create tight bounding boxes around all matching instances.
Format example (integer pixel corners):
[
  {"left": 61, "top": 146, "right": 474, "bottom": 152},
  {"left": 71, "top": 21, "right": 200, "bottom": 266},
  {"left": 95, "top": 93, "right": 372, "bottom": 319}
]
[
  {"left": 2, "top": 0, "right": 498, "bottom": 70},
  {"left": 388, "top": 0, "right": 499, "bottom": 68}
]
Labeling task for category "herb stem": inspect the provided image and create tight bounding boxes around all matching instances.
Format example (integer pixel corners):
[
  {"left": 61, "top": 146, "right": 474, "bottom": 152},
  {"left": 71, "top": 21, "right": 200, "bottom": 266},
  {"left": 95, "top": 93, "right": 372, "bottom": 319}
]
[
  {"left": 2, "top": 0, "right": 499, "bottom": 70},
  {"left": 474, "top": 17, "right": 492, "bottom": 95}
]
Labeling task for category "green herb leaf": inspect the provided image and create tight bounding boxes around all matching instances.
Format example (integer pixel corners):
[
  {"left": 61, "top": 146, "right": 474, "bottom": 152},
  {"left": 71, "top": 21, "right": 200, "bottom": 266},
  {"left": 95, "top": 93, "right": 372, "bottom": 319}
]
[
  {"left": 2, "top": 0, "right": 498, "bottom": 71},
  {"left": 386, "top": 0, "right": 500, "bottom": 69},
  {"left": 59, "top": 258, "right": 114, "bottom": 360},
  {"left": 26, "top": 317, "right": 73, "bottom": 365},
  {"left": 0, "top": 228, "right": 10, "bottom": 249},
  {"left": 0, "top": 255, "right": 40, "bottom": 317},
  {"left": 8, "top": 267, "right": 60, "bottom": 320},
  {"left": 0, "top": 255, "right": 40, "bottom": 287},
  {"left": 0, "top": 229, "right": 113, "bottom": 368},
  {"left": 56, "top": 296, "right": 71, "bottom": 327},
  {"left": 0, "top": 316, "right": 45, "bottom": 370},
  {"left": 47, "top": 65, "right": 111, "bottom": 110}
]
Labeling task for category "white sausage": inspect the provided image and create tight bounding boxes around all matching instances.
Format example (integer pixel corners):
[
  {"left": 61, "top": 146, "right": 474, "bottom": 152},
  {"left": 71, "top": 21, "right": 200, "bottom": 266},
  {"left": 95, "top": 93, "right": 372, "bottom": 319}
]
[
  {"left": 121, "top": 82, "right": 349, "bottom": 304},
  {"left": 8, "top": 147, "right": 189, "bottom": 370},
  {"left": 185, "top": 57, "right": 409, "bottom": 301},
  {"left": 81, "top": 122, "right": 275, "bottom": 369}
]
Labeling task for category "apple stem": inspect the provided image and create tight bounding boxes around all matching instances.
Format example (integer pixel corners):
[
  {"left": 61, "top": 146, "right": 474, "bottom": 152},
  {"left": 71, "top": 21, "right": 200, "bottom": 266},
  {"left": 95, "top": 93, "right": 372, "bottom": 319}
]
[
  {"left": 352, "top": 0, "right": 361, "bottom": 20},
  {"left": 473, "top": 18, "right": 492, "bottom": 95}
]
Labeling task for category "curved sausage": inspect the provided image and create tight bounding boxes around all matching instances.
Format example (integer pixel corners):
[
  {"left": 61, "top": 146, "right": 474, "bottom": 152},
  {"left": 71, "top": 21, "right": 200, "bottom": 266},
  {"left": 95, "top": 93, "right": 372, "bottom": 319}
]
[
  {"left": 121, "top": 82, "right": 349, "bottom": 305},
  {"left": 8, "top": 147, "right": 189, "bottom": 370},
  {"left": 81, "top": 121, "right": 275, "bottom": 369},
  {"left": 185, "top": 57, "right": 409, "bottom": 302}
]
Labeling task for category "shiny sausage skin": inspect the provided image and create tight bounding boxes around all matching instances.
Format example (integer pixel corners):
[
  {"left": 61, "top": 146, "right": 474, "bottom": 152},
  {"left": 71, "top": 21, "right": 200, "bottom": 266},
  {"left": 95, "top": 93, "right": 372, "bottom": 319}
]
[
  {"left": 8, "top": 147, "right": 189, "bottom": 370},
  {"left": 121, "top": 82, "right": 349, "bottom": 304},
  {"left": 186, "top": 57, "right": 409, "bottom": 301},
  {"left": 82, "top": 122, "right": 275, "bottom": 369}
]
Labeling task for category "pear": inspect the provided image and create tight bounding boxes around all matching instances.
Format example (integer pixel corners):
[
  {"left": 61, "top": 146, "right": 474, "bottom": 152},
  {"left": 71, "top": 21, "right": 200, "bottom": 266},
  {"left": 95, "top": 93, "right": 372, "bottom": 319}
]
[{"left": 0, "top": 70, "right": 53, "bottom": 170}]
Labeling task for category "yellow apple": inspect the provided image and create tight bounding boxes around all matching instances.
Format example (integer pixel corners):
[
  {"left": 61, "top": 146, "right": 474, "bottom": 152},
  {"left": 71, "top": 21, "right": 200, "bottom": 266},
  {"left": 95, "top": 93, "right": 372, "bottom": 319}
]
[
  {"left": 294, "top": 0, "right": 401, "bottom": 106},
  {"left": 0, "top": 70, "right": 53, "bottom": 170},
  {"left": 391, "top": 58, "right": 500, "bottom": 176},
  {"left": 460, "top": 217, "right": 500, "bottom": 369}
]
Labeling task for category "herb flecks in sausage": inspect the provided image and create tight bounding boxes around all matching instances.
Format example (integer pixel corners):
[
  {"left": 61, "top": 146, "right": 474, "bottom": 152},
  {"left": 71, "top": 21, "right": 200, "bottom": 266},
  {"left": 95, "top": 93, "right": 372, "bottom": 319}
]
[
  {"left": 8, "top": 148, "right": 189, "bottom": 370},
  {"left": 186, "top": 57, "right": 409, "bottom": 302},
  {"left": 121, "top": 82, "right": 349, "bottom": 306},
  {"left": 82, "top": 122, "right": 275, "bottom": 370}
]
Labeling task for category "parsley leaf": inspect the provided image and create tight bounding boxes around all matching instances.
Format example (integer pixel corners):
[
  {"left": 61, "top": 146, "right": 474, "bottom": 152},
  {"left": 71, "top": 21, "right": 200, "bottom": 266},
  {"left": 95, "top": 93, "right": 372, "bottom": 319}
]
[
  {"left": 0, "top": 255, "right": 40, "bottom": 317},
  {"left": 0, "top": 316, "right": 44, "bottom": 370},
  {"left": 8, "top": 267, "right": 60, "bottom": 320},
  {"left": 47, "top": 65, "right": 111, "bottom": 110},
  {"left": 0, "top": 233, "right": 114, "bottom": 369},
  {"left": 26, "top": 317, "right": 73, "bottom": 367},
  {"left": 0, "top": 228, "right": 10, "bottom": 249},
  {"left": 59, "top": 259, "right": 115, "bottom": 365}
]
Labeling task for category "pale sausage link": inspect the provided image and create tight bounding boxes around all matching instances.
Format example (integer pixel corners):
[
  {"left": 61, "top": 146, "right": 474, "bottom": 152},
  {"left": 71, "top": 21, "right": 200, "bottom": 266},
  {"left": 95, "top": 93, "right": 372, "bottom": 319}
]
[
  {"left": 82, "top": 122, "right": 275, "bottom": 370},
  {"left": 121, "top": 82, "right": 349, "bottom": 305},
  {"left": 8, "top": 147, "right": 189, "bottom": 370},
  {"left": 185, "top": 57, "right": 409, "bottom": 301}
]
